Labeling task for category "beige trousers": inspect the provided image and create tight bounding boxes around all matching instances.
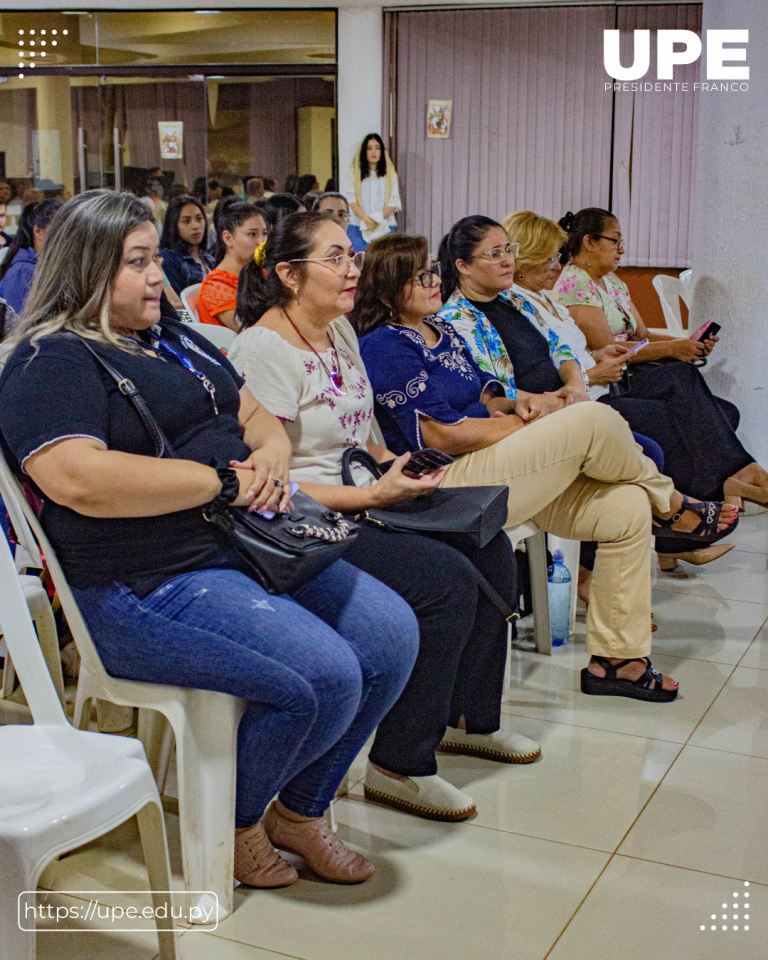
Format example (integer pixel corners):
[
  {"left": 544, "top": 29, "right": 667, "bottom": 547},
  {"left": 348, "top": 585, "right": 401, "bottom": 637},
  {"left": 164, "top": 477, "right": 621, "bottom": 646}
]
[{"left": 441, "top": 403, "right": 674, "bottom": 659}]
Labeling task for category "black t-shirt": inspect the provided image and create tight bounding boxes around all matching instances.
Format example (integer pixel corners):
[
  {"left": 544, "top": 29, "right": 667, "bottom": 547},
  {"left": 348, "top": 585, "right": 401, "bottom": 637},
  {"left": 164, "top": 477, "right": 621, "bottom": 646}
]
[
  {"left": 468, "top": 296, "right": 563, "bottom": 394},
  {"left": 0, "top": 318, "right": 249, "bottom": 596}
]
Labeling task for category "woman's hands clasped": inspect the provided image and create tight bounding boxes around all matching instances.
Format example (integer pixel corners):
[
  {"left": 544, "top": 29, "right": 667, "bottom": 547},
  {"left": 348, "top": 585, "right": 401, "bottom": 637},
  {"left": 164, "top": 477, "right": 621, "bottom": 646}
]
[{"left": 229, "top": 440, "right": 292, "bottom": 513}]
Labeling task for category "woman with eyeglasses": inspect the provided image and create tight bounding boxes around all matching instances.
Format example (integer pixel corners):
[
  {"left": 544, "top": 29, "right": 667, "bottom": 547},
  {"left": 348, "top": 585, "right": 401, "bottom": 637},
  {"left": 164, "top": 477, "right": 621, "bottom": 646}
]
[
  {"left": 229, "top": 214, "right": 536, "bottom": 824},
  {"left": 555, "top": 207, "right": 768, "bottom": 509},
  {"left": 356, "top": 227, "right": 750, "bottom": 706},
  {"left": 312, "top": 192, "right": 351, "bottom": 231}
]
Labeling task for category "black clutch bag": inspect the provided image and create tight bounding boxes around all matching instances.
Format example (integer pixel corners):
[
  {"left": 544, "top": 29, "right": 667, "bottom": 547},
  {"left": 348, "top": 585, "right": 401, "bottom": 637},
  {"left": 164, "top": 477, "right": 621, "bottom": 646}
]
[
  {"left": 340, "top": 447, "right": 508, "bottom": 549},
  {"left": 74, "top": 335, "right": 357, "bottom": 595}
]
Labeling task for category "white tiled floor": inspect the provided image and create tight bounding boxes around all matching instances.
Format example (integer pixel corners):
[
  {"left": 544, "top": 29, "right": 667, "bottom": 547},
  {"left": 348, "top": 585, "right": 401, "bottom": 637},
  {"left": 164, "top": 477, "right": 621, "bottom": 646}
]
[{"left": 21, "top": 511, "right": 768, "bottom": 959}]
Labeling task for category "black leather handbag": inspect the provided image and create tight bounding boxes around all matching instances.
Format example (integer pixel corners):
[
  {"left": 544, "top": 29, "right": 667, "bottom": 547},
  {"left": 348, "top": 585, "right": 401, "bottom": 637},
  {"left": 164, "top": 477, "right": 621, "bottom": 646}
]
[
  {"left": 340, "top": 447, "right": 508, "bottom": 548},
  {"left": 340, "top": 448, "right": 517, "bottom": 620},
  {"left": 75, "top": 336, "right": 358, "bottom": 595}
]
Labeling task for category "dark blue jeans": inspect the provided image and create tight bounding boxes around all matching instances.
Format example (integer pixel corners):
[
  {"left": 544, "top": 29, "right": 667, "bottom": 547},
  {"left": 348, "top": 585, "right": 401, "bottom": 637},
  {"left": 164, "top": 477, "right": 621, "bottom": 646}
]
[{"left": 73, "top": 558, "right": 419, "bottom": 826}]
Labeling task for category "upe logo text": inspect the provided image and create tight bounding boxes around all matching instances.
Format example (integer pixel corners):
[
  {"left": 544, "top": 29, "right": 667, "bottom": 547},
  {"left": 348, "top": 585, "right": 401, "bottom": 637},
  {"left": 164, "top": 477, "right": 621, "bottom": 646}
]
[{"left": 604, "top": 30, "right": 748, "bottom": 81}]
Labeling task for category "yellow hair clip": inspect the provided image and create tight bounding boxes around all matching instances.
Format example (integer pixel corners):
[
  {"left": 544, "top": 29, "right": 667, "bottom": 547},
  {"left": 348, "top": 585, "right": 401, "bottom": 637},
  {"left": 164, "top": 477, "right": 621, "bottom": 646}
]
[{"left": 253, "top": 239, "right": 267, "bottom": 267}]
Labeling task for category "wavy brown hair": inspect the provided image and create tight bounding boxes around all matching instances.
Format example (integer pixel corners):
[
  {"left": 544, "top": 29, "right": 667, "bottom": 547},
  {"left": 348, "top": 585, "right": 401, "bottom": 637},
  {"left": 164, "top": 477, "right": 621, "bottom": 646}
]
[{"left": 349, "top": 233, "right": 429, "bottom": 336}]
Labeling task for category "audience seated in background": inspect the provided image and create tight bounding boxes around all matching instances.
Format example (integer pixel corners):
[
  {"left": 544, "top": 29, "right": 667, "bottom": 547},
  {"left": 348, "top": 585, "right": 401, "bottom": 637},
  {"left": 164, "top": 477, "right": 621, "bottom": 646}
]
[
  {"left": 206, "top": 181, "right": 223, "bottom": 215},
  {"left": 0, "top": 202, "right": 12, "bottom": 249},
  {"left": 283, "top": 174, "right": 300, "bottom": 196},
  {"left": 0, "top": 179, "right": 11, "bottom": 205},
  {"left": 198, "top": 202, "right": 266, "bottom": 330},
  {"left": 141, "top": 177, "right": 167, "bottom": 231},
  {"left": 229, "top": 213, "right": 538, "bottom": 823},
  {"left": 159, "top": 194, "right": 214, "bottom": 297},
  {"left": 262, "top": 193, "right": 305, "bottom": 233},
  {"left": 301, "top": 189, "right": 324, "bottom": 210},
  {"left": 243, "top": 177, "right": 265, "bottom": 202},
  {"left": 554, "top": 207, "right": 768, "bottom": 510},
  {"left": 0, "top": 198, "right": 63, "bottom": 314},
  {"left": 0, "top": 189, "right": 416, "bottom": 888},
  {"left": 260, "top": 176, "right": 277, "bottom": 197},
  {"left": 312, "top": 192, "right": 350, "bottom": 231},
  {"left": 343, "top": 133, "right": 401, "bottom": 252},
  {"left": 354, "top": 228, "right": 740, "bottom": 705},
  {"left": 296, "top": 174, "right": 319, "bottom": 199}
]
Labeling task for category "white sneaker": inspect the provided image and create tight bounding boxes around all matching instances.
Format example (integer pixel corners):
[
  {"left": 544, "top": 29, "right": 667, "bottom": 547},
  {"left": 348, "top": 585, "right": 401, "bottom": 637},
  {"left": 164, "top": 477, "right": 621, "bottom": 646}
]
[
  {"left": 438, "top": 726, "right": 541, "bottom": 764},
  {"left": 363, "top": 763, "right": 476, "bottom": 822}
]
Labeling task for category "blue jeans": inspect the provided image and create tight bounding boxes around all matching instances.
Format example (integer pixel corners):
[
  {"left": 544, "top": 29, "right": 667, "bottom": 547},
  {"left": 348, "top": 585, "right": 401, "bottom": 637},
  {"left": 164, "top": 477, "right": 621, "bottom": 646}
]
[
  {"left": 73, "top": 558, "right": 419, "bottom": 826},
  {"left": 347, "top": 223, "right": 394, "bottom": 253}
]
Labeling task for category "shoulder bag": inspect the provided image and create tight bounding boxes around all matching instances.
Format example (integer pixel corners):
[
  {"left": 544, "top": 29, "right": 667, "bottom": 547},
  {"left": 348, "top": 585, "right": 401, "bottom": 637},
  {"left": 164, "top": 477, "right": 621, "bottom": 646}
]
[
  {"left": 74, "top": 335, "right": 357, "bottom": 595},
  {"left": 340, "top": 447, "right": 517, "bottom": 621}
]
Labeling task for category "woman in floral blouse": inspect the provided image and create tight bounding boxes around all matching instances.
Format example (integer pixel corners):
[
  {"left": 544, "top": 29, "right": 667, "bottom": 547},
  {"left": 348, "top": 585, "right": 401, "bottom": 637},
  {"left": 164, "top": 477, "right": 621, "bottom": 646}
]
[{"left": 555, "top": 207, "right": 768, "bottom": 508}]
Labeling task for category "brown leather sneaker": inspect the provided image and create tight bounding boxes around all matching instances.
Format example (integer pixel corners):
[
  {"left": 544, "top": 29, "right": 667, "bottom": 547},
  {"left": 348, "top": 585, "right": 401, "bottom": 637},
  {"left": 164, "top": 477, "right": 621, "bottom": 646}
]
[
  {"left": 234, "top": 820, "right": 299, "bottom": 888},
  {"left": 263, "top": 802, "right": 374, "bottom": 884}
]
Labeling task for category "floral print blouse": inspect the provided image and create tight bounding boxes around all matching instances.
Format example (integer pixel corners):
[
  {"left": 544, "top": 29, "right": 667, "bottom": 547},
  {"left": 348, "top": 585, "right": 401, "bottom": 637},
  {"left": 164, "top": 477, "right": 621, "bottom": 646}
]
[
  {"left": 436, "top": 288, "right": 577, "bottom": 399},
  {"left": 554, "top": 265, "right": 637, "bottom": 339}
]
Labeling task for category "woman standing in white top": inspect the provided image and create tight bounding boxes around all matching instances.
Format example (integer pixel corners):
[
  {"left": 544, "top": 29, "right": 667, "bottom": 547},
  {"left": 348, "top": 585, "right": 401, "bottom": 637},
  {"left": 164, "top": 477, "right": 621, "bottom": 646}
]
[{"left": 343, "top": 133, "right": 401, "bottom": 253}]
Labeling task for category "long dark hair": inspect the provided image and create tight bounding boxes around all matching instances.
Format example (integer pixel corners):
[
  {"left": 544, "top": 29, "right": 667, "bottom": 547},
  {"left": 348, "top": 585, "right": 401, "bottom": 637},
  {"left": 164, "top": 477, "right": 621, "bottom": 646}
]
[
  {"left": 358, "top": 133, "right": 387, "bottom": 180},
  {"left": 262, "top": 193, "right": 303, "bottom": 233},
  {"left": 212, "top": 200, "right": 262, "bottom": 266},
  {"left": 159, "top": 194, "right": 209, "bottom": 254},
  {"left": 437, "top": 215, "right": 500, "bottom": 301},
  {"left": 349, "top": 234, "right": 429, "bottom": 337},
  {"left": 0, "top": 198, "right": 64, "bottom": 282},
  {"left": 558, "top": 208, "right": 615, "bottom": 261},
  {"left": 236, "top": 211, "right": 328, "bottom": 329}
]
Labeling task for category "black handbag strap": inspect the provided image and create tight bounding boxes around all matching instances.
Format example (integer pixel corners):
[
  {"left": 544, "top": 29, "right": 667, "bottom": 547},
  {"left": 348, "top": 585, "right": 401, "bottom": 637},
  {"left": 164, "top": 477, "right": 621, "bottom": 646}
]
[
  {"left": 69, "top": 333, "right": 178, "bottom": 460},
  {"left": 339, "top": 448, "right": 518, "bottom": 622}
]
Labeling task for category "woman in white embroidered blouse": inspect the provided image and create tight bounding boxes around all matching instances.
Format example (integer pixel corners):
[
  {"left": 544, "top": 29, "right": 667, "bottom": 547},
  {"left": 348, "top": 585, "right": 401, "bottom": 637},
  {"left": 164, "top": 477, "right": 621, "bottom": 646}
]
[{"left": 228, "top": 212, "right": 540, "bottom": 824}]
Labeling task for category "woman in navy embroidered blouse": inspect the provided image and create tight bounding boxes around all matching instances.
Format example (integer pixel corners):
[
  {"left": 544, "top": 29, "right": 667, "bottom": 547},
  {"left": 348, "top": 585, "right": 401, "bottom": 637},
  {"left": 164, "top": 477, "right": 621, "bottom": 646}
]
[{"left": 360, "top": 316, "right": 504, "bottom": 453}]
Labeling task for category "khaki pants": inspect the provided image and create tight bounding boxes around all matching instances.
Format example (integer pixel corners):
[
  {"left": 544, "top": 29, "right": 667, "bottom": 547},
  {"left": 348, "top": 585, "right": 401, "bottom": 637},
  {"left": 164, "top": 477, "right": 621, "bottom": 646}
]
[{"left": 441, "top": 403, "right": 674, "bottom": 659}]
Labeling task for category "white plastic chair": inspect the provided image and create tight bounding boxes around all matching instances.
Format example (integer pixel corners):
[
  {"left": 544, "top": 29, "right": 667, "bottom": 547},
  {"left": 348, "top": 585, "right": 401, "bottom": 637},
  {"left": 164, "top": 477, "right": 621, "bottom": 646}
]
[
  {"left": 180, "top": 282, "right": 201, "bottom": 321},
  {"left": 679, "top": 268, "right": 692, "bottom": 293},
  {"left": 187, "top": 320, "right": 237, "bottom": 352},
  {"left": 0, "top": 534, "right": 178, "bottom": 960},
  {"left": 651, "top": 274, "right": 690, "bottom": 338},
  {"left": 0, "top": 483, "right": 64, "bottom": 706},
  {"left": 0, "top": 452, "right": 245, "bottom": 922}
]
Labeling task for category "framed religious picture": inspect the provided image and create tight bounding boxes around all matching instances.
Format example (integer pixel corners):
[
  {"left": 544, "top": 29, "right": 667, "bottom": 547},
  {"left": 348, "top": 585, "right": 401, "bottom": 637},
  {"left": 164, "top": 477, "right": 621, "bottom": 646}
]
[
  {"left": 427, "top": 100, "right": 452, "bottom": 139},
  {"left": 158, "top": 121, "right": 184, "bottom": 160}
]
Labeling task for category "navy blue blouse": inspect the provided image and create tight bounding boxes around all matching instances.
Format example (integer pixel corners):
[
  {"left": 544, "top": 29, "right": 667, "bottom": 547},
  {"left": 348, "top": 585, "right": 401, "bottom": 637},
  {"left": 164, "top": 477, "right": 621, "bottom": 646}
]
[
  {"left": 159, "top": 248, "right": 215, "bottom": 296},
  {"left": 360, "top": 318, "right": 504, "bottom": 454}
]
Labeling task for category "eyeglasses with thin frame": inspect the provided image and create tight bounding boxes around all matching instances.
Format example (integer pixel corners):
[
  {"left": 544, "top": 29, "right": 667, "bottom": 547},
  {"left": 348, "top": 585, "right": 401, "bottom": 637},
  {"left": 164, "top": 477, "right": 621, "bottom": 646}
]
[
  {"left": 544, "top": 254, "right": 562, "bottom": 266},
  {"left": 596, "top": 235, "right": 625, "bottom": 251},
  {"left": 412, "top": 263, "right": 442, "bottom": 288},
  {"left": 475, "top": 242, "right": 519, "bottom": 263},
  {"left": 289, "top": 251, "right": 365, "bottom": 275}
]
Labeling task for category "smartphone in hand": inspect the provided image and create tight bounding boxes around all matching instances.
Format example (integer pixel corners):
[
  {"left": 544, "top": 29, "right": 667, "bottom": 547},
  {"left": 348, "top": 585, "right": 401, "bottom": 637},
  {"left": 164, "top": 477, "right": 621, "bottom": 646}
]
[
  {"left": 690, "top": 321, "right": 721, "bottom": 342},
  {"left": 379, "top": 448, "right": 454, "bottom": 477},
  {"left": 622, "top": 338, "right": 649, "bottom": 358}
]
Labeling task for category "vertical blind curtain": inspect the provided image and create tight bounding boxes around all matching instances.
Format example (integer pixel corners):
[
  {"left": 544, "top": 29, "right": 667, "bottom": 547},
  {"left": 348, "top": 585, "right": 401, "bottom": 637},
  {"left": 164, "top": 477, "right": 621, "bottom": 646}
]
[
  {"left": 389, "top": 6, "right": 615, "bottom": 254},
  {"left": 612, "top": 4, "right": 701, "bottom": 267}
]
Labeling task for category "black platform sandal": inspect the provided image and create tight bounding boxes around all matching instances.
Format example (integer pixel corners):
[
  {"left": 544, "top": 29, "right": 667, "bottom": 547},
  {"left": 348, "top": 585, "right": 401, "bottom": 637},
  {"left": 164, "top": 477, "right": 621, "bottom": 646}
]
[
  {"left": 580, "top": 657, "right": 679, "bottom": 702},
  {"left": 652, "top": 495, "right": 737, "bottom": 544}
]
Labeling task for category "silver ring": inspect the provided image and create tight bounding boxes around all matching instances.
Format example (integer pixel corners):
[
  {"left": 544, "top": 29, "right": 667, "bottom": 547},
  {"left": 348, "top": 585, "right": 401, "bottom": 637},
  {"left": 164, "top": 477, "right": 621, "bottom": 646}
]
[
  {"left": 621, "top": 365, "right": 627, "bottom": 372},
  {"left": 269, "top": 477, "right": 285, "bottom": 487}
]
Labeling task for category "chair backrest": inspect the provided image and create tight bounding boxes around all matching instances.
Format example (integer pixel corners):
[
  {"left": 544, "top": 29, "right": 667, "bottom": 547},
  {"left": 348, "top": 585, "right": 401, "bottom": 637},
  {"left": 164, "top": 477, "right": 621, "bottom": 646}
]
[
  {"left": 651, "top": 274, "right": 688, "bottom": 338},
  {"left": 678, "top": 268, "right": 692, "bottom": 292},
  {"left": 187, "top": 321, "right": 237, "bottom": 352},
  {"left": 0, "top": 450, "right": 115, "bottom": 691},
  {"left": 180, "top": 283, "right": 201, "bottom": 321},
  {"left": 0, "top": 530, "right": 67, "bottom": 726}
]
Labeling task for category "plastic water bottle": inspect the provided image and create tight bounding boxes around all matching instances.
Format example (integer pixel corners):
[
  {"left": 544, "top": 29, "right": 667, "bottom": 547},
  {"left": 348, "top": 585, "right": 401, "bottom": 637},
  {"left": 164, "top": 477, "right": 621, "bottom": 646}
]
[{"left": 547, "top": 549, "right": 572, "bottom": 647}]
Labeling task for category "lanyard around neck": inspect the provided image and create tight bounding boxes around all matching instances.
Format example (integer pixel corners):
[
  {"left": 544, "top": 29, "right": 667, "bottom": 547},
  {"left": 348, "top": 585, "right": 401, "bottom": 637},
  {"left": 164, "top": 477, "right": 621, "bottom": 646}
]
[{"left": 126, "top": 332, "right": 219, "bottom": 414}]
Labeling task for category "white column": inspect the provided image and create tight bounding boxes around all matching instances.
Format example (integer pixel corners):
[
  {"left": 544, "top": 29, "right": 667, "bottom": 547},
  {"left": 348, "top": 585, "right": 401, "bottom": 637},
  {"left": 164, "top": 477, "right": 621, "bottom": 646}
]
[
  {"left": 337, "top": 5, "right": 383, "bottom": 184},
  {"left": 689, "top": 0, "right": 768, "bottom": 463}
]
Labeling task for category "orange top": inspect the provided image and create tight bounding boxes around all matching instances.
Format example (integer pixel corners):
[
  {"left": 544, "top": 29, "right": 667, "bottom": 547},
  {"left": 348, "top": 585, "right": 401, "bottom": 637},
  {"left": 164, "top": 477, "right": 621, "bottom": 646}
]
[{"left": 198, "top": 268, "right": 238, "bottom": 326}]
